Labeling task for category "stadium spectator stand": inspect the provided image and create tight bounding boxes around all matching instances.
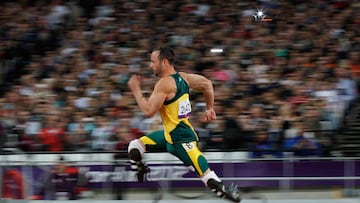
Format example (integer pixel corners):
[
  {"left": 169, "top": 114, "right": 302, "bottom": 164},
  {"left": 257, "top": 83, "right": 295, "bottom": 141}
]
[{"left": 0, "top": 0, "right": 359, "bottom": 158}]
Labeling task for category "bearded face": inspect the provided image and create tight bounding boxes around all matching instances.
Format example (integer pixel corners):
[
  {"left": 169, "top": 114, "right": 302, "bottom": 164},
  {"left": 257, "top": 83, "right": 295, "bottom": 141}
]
[{"left": 150, "top": 50, "right": 163, "bottom": 77}]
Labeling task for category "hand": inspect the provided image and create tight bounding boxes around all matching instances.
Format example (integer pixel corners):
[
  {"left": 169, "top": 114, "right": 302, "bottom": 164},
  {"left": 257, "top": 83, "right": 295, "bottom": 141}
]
[
  {"left": 203, "top": 109, "right": 216, "bottom": 122},
  {"left": 128, "top": 74, "right": 142, "bottom": 92}
]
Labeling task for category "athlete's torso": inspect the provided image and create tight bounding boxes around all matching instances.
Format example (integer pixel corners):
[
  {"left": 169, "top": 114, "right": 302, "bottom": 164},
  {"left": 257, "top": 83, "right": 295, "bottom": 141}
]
[{"left": 160, "top": 72, "right": 198, "bottom": 144}]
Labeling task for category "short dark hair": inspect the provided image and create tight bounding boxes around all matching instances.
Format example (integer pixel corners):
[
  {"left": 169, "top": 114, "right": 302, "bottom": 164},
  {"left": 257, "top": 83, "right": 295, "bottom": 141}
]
[{"left": 155, "top": 46, "right": 175, "bottom": 65}]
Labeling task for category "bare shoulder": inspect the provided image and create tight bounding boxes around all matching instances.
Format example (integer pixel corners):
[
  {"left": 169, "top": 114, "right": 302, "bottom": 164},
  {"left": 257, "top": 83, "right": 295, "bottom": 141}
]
[
  {"left": 179, "top": 71, "right": 204, "bottom": 80},
  {"left": 156, "top": 75, "right": 176, "bottom": 92},
  {"left": 178, "top": 71, "right": 188, "bottom": 79},
  {"left": 179, "top": 72, "right": 190, "bottom": 83},
  {"left": 178, "top": 72, "right": 209, "bottom": 88}
]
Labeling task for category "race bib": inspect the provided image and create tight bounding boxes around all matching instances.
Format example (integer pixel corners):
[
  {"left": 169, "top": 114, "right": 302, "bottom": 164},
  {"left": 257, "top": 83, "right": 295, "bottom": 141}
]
[
  {"left": 182, "top": 142, "right": 195, "bottom": 152},
  {"left": 178, "top": 98, "right": 191, "bottom": 118}
]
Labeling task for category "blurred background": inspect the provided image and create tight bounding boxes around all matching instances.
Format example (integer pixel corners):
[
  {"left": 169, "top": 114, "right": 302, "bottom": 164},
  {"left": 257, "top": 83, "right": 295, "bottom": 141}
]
[{"left": 0, "top": 0, "right": 359, "bottom": 202}]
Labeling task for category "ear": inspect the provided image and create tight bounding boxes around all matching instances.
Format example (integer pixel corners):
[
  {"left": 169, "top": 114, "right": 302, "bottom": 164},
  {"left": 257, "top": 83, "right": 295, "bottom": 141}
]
[{"left": 162, "top": 58, "right": 169, "bottom": 66}]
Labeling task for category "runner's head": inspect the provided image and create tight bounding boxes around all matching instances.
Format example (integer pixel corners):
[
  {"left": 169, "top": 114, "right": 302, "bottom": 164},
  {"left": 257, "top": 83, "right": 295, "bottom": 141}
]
[{"left": 150, "top": 46, "right": 175, "bottom": 77}]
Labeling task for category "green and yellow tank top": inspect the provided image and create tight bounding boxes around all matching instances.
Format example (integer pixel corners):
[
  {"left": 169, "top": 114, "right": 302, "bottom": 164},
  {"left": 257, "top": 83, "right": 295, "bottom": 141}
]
[{"left": 160, "top": 72, "right": 198, "bottom": 144}]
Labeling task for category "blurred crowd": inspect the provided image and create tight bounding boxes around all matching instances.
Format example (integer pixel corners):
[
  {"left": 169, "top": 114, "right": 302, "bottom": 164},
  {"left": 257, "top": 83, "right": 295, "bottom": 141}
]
[{"left": 0, "top": 0, "right": 359, "bottom": 158}]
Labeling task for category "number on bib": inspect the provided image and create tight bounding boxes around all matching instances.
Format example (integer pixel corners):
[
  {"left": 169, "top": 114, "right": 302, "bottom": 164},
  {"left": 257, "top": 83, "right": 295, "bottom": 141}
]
[
  {"left": 178, "top": 98, "right": 191, "bottom": 118},
  {"left": 182, "top": 142, "right": 195, "bottom": 152}
]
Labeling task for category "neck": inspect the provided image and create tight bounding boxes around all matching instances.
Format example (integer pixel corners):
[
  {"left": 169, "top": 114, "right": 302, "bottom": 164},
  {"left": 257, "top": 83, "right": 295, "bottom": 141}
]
[{"left": 161, "top": 66, "right": 176, "bottom": 77}]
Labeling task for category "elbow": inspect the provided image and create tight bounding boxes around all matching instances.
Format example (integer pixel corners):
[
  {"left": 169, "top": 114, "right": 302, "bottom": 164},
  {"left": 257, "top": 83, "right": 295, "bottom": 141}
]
[
  {"left": 206, "top": 78, "right": 214, "bottom": 90},
  {"left": 203, "top": 78, "right": 213, "bottom": 91},
  {"left": 139, "top": 103, "right": 159, "bottom": 118},
  {"left": 143, "top": 110, "right": 157, "bottom": 118},
  {"left": 204, "top": 78, "right": 213, "bottom": 86},
  {"left": 144, "top": 112, "right": 155, "bottom": 118}
]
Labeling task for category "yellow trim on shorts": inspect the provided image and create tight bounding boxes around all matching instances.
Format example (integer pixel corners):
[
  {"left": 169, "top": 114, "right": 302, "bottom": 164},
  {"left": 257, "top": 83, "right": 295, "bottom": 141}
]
[{"left": 140, "top": 136, "right": 157, "bottom": 145}]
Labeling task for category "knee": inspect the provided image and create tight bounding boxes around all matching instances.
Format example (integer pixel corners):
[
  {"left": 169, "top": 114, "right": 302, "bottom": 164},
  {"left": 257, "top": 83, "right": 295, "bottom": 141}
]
[{"left": 128, "top": 139, "right": 145, "bottom": 161}]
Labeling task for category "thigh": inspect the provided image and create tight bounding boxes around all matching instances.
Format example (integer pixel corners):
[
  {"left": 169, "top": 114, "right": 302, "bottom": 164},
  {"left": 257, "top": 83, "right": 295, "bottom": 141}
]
[
  {"left": 167, "top": 141, "right": 209, "bottom": 176},
  {"left": 140, "top": 130, "right": 167, "bottom": 152}
]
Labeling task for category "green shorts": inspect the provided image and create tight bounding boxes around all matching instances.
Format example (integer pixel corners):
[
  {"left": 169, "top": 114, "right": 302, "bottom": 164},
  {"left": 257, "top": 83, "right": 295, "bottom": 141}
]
[{"left": 140, "top": 130, "right": 209, "bottom": 176}]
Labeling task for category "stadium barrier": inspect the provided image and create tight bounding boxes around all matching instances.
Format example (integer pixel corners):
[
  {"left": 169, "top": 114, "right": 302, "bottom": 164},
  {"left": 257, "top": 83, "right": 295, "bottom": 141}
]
[
  {"left": 0, "top": 149, "right": 359, "bottom": 200},
  {"left": 1, "top": 199, "right": 360, "bottom": 203}
]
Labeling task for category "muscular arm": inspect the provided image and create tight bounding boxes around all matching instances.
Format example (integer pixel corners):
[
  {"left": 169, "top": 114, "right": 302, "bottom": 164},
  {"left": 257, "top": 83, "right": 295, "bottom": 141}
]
[
  {"left": 182, "top": 73, "right": 214, "bottom": 110},
  {"left": 128, "top": 75, "right": 170, "bottom": 118},
  {"left": 180, "top": 72, "right": 216, "bottom": 122}
]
